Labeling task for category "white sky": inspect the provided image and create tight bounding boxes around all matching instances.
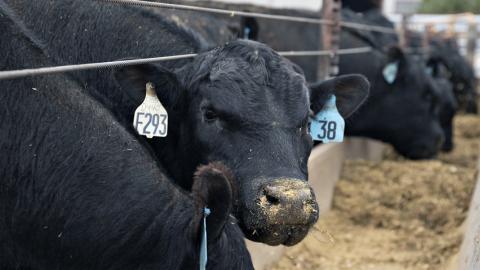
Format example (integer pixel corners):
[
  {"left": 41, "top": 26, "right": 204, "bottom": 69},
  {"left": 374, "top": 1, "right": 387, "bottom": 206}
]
[
  {"left": 204, "top": 0, "right": 398, "bottom": 13},
  {"left": 205, "top": 0, "right": 322, "bottom": 11}
]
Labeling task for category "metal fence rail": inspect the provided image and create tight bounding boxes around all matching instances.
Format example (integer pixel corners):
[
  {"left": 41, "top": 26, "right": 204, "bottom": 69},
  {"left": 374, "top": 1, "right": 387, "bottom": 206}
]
[{"left": 0, "top": 47, "right": 373, "bottom": 80}]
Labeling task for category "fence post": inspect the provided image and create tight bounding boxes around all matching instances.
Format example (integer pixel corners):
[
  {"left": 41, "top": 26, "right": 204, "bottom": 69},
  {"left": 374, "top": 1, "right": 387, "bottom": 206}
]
[
  {"left": 319, "top": 0, "right": 342, "bottom": 80},
  {"left": 466, "top": 13, "right": 477, "bottom": 67},
  {"left": 399, "top": 14, "right": 410, "bottom": 48}
]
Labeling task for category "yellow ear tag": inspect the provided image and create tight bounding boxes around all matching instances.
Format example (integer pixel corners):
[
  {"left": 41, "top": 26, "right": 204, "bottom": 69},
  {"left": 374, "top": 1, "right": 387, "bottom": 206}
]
[{"left": 133, "top": 82, "right": 168, "bottom": 139}]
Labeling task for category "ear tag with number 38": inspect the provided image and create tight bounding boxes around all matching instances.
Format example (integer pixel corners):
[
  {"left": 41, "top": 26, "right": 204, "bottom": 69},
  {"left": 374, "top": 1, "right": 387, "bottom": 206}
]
[
  {"left": 309, "top": 95, "right": 345, "bottom": 143},
  {"left": 133, "top": 82, "right": 168, "bottom": 139}
]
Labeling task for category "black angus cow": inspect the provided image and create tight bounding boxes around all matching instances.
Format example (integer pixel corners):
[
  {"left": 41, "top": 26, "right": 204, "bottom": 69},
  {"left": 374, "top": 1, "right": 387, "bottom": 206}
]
[
  {"left": 3, "top": 0, "right": 370, "bottom": 245},
  {"left": 0, "top": 9, "right": 253, "bottom": 270},
  {"left": 428, "top": 36, "right": 478, "bottom": 114},
  {"left": 432, "top": 76, "right": 457, "bottom": 151},
  {"left": 340, "top": 14, "right": 460, "bottom": 152},
  {"left": 177, "top": 2, "right": 444, "bottom": 159},
  {"left": 407, "top": 31, "right": 458, "bottom": 151},
  {"left": 352, "top": 9, "right": 478, "bottom": 114}
]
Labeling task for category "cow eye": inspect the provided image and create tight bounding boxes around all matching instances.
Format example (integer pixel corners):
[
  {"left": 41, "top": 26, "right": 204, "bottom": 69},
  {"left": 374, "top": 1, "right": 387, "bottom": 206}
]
[{"left": 203, "top": 107, "right": 218, "bottom": 122}]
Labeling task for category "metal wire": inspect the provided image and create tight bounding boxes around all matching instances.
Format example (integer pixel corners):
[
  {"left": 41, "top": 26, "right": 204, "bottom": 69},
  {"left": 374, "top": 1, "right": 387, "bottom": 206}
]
[
  {"left": 0, "top": 54, "right": 197, "bottom": 80},
  {"left": 98, "top": 0, "right": 397, "bottom": 34},
  {"left": 100, "top": 0, "right": 332, "bottom": 25},
  {"left": 340, "top": 21, "right": 397, "bottom": 34},
  {"left": 0, "top": 47, "right": 373, "bottom": 80},
  {"left": 281, "top": 47, "right": 372, "bottom": 57}
]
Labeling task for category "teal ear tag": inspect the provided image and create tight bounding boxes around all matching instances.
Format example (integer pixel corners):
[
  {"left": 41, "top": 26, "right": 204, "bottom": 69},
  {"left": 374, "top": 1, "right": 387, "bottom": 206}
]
[
  {"left": 426, "top": 66, "right": 434, "bottom": 76},
  {"left": 383, "top": 61, "right": 399, "bottom": 84},
  {"left": 309, "top": 95, "right": 345, "bottom": 143}
]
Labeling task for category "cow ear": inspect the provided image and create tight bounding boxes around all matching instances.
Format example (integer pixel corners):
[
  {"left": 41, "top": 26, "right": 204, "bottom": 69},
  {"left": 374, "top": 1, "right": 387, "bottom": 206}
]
[
  {"left": 309, "top": 74, "right": 370, "bottom": 118},
  {"left": 192, "top": 162, "right": 235, "bottom": 243},
  {"left": 383, "top": 46, "right": 406, "bottom": 84},
  {"left": 240, "top": 17, "right": 259, "bottom": 40},
  {"left": 386, "top": 46, "right": 406, "bottom": 62},
  {"left": 114, "top": 64, "right": 180, "bottom": 108}
]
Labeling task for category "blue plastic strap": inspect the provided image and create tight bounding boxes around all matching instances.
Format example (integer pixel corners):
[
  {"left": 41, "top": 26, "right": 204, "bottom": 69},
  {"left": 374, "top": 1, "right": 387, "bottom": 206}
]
[
  {"left": 199, "top": 207, "right": 211, "bottom": 270},
  {"left": 309, "top": 95, "right": 345, "bottom": 143}
]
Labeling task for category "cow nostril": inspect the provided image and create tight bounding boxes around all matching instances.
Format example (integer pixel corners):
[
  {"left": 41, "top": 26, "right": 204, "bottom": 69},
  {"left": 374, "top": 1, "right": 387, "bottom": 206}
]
[
  {"left": 265, "top": 193, "right": 280, "bottom": 205},
  {"left": 263, "top": 186, "right": 282, "bottom": 205}
]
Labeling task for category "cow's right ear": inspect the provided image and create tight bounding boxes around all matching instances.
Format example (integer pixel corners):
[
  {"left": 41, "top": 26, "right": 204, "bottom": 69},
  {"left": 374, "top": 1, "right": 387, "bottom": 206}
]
[
  {"left": 114, "top": 64, "right": 181, "bottom": 108},
  {"left": 192, "top": 162, "right": 235, "bottom": 243},
  {"left": 309, "top": 74, "right": 370, "bottom": 118},
  {"left": 240, "top": 17, "right": 259, "bottom": 40},
  {"left": 383, "top": 46, "right": 406, "bottom": 84}
]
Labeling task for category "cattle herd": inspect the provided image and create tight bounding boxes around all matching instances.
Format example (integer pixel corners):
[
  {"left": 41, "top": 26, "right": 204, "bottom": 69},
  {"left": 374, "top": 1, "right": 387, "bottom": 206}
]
[{"left": 0, "top": 0, "right": 477, "bottom": 269}]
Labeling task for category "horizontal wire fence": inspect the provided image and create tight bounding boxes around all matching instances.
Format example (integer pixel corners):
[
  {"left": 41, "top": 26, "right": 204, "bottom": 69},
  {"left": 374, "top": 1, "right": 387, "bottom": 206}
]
[
  {"left": 99, "top": 0, "right": 397, "bottom": 34},
  {"left": 0, "top": 48, "right": 373, "bottom": 80},
  {"left": 4, "top": 0, "right": 438, "bottom": 80},
  {"left": 1, "top": 0, "right": 438, "bottom": 81}
]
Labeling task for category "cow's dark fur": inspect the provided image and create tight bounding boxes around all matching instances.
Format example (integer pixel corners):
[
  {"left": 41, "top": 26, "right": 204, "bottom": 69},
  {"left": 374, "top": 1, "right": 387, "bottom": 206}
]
[
  {"left": 428, "top": 36, "right": 478, "bottom": 114},
  {"left": 0, "top": 9, "right": 253, "bottom": 269},
  {"left": 4, "top": 0, "right": 370, "bottom": 245}
]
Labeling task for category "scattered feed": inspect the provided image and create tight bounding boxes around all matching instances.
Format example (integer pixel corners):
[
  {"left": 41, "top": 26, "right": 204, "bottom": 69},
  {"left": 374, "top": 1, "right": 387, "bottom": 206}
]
[{"left": 270, "top": 115, "right": 479, "bottom": 270}]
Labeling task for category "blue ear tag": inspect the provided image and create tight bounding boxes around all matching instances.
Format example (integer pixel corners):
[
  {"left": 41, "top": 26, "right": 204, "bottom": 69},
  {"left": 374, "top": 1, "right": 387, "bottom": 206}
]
[
  {"left": 383, "top": 61, "right": 399, "bottom": 84},
  {"left": 426, "top": 66, "right": 434, "bottom": 76},
  {"left": 309, "top": 95, "right": 345, "bottom": 143},
  {"left": 199, "top": 208, "right": 211, "bottom": 270},
  {"left": 244, "top": 26, "right": 251, "bottom": 39}
]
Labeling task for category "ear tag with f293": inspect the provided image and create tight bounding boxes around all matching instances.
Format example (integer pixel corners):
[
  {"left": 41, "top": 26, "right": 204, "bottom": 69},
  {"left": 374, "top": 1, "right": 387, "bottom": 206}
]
[{"left": 133, "top": 82, "right": 168, "bottom": 139}]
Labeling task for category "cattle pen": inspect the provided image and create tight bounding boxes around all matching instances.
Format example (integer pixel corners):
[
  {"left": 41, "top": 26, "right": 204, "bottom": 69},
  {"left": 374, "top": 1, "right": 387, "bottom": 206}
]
[{"left": 1, "top": 0, "right": 480, "bottom": 270}]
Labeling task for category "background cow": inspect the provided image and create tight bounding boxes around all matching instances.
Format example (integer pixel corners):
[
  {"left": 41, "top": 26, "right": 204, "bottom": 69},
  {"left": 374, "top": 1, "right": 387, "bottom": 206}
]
[{"left": 176, "top": 1, "right": 445, "bottom": 159}]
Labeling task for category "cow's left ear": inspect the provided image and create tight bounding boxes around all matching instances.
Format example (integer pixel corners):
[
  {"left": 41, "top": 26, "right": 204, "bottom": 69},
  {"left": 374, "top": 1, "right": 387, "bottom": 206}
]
[
  {"left": 309, "top": 74, "right": 370, "bottom": 118},
  {"left": 114, "top": 64, "right": 181, "bottom": 109},
  {"left": 192, "top": 162, "right": 235, "bottom": 243}
]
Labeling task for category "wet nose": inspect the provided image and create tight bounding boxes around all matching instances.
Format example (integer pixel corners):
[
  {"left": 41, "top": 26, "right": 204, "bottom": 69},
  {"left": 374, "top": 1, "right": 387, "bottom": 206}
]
[{"left": 259, "top": 179, "right": 319, "bottom": 225}]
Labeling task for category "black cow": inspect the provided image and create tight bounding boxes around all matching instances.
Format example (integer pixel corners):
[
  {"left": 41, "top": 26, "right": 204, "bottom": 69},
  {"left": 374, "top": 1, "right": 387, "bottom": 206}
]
[
  {"left": 351, "top": 10, "right": 477, "bottom": 114},
  {"left": 179, "top": 2, "right": 444, "bottom": 159},
  {"left": 432, "top": 76, "right": 457, "bottom": 151},
  {"left": 406, "top": 31, "right": 458, "bottom": 151},
  {"left": 340, "top": 15, "right": 460, "bottom": 153},
  {"left": 339, "top": 11, "right": 444, "bottom": 158},
  {"left": 428, "top": 36, "right": 478, "bottom": 114},
  {"left": 0, "top": 8, "right": 253, "bottom": 270},
  {"left": 3, "top": 0, "right": 370, "bottom": 245}
]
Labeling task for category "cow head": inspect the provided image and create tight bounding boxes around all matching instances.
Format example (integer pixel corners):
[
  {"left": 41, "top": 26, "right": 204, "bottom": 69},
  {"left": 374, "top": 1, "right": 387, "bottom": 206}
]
[
  {"left": 430, "top": 38, "right": 478, "bottom": 114},
  {"left": 347, "top": 46, "right": 444, "bottom": 159},
  {"left": 115, "top": 40, "right": 369, "bottom": 246},
  {"left": 426, "top": 59, "right": 458, "bottom": 152}
]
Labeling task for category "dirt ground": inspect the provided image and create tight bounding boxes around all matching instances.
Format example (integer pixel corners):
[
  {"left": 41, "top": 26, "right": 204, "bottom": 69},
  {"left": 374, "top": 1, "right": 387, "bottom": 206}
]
[{"left": 270, "top": 115, "right": 480, "bottom": 270}]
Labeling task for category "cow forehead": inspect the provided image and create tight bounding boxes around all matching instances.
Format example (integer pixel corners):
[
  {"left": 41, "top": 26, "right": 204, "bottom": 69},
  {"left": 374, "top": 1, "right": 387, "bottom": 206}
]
[
  {"left": 199, "top": 68, "right": 310, "bottom": 126},
  {"left": 188, "top": 40, "right": 310, "bottom": 125}
]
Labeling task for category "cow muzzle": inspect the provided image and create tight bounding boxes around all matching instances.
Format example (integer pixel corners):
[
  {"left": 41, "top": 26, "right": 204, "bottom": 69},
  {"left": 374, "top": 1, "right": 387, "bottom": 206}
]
[{"left": 240, "top": 178, "right": 319, "bottom": 246}]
